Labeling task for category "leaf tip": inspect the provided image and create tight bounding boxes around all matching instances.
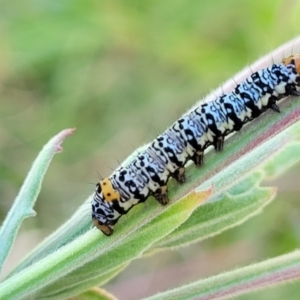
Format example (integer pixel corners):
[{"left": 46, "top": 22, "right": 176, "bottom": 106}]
[
  {"left": 187, "top": 185, "right": 213, "bottom": 206},
  {"left": 54, "top": 128, "right": 76, "bottom": 153}
]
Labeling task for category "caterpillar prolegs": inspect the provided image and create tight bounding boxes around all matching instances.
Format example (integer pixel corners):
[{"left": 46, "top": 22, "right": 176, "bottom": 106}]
[{"left": 92, "top": 54, "right": 300, "bottom": 236}]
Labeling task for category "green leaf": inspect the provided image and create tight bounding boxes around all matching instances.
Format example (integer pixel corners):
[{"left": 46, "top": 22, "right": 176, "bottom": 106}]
[
  {"left": 70, "top": 287, "right": 118, "bottom": 300},
  {"left": 0, "top": 186, "right": 209, "bottom": 300},
  {"left": 152, "top": 180, "right": 276, "bottom": 250},
  {"left": 8, "top": 196, "right": 94, "bottom": 278},
  {"left": 0, "top": 128, "right": 75, "bottom": 275},
  {"left": 142, "top": 250, "right": 300, "bottom": 300},
  {"left": 42, "top": 265, "right": 126, "bottom": 300}
]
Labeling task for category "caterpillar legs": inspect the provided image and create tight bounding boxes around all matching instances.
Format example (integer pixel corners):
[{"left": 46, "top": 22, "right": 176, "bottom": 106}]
[
  {"left": 291, "top": 90, "right": 300, "bottom": 96},
  {"left": 270, "top": 103, "right": 280, "bottom": 113},
  {"left": 153, "top": 185, "right": 169, "bottom": 205},
  {"left": 172, "top": 167, "right": 186, "bottom": 183},
  {"left": 214, "top": 136, "right": 225, "bottom": 151},
  {"left": 191, "top": 151, "right": 204, "bottom": 167}
]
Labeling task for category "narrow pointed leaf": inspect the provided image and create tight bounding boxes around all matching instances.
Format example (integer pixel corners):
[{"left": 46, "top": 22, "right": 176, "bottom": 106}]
[
  {"left": 0, "top": 187, "right": 210, "bottom": 299},
  {"left": 142, "top": 250, "right": 300, "bottom": 300},
  {"left": 0, "top": 128, "right": 75, "bottom": 275}
]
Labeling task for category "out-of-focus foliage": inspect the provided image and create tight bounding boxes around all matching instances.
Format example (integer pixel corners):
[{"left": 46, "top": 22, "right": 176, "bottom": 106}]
[{"left": 1, "top": 1, "right": 300, "bottom": 299}]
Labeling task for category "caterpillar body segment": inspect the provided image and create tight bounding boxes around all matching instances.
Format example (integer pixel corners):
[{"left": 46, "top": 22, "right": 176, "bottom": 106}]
[{"left": 92, "top": 55, "right": 300, "bottom": 236}]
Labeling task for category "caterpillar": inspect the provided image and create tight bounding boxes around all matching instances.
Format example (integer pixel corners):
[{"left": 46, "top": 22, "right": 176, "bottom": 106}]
[{"left": 92, "top": 54, "right": 300, "bottom": 236}]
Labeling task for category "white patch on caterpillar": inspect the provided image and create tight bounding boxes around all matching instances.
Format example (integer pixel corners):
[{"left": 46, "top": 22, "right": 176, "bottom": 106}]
[{"left": 275, "top": 82, "right": 287, "bottom": 94}]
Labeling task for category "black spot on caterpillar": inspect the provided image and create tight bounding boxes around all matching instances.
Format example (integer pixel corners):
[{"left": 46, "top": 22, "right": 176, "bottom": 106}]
[{"left": 92, "top": 54, "right": 300, "bottom": 236}]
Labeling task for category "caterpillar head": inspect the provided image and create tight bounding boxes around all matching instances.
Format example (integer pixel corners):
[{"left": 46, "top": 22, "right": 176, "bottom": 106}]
[
  {"left": 282, "top": 54, "right": 300, "bottom": 74},
  {"left": 92, "top": 178, "right": 121, "bottom": 236}
]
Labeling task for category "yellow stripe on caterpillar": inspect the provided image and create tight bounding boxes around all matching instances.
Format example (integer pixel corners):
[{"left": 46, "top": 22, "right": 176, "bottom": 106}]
[
  {"left": 282, "top": 54, "right": 300, "bottom": 73},
  {"left": 100, "top": 178, "right": 121, "bottom": 202}
]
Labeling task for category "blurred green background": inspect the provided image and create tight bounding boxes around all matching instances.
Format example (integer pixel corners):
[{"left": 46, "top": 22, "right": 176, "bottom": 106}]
[{"left": 1, "top": 0, "right": 300, "bottom": 299}]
